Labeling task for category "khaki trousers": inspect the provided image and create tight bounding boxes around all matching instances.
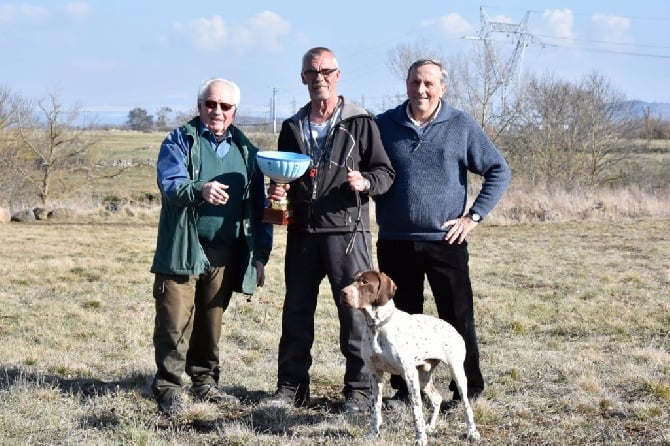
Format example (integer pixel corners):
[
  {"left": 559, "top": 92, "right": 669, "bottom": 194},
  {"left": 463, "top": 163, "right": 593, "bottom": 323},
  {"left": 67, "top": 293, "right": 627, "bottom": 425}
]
[{"left": 151, "top": 244, "right": 239, "bottom": 400}]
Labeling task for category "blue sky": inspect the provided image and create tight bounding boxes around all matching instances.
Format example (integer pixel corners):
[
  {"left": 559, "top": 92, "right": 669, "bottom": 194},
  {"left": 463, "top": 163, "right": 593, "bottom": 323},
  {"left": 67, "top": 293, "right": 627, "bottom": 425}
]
[{"left": 2, "top": 1, "right": 669, "bottom": 124}]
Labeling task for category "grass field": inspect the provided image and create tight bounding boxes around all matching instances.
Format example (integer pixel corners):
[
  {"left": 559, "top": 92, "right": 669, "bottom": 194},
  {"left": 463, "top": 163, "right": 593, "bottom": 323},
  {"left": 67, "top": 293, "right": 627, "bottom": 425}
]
[{"left": 0, "top": 214, "right": 668, "bottom": 445}]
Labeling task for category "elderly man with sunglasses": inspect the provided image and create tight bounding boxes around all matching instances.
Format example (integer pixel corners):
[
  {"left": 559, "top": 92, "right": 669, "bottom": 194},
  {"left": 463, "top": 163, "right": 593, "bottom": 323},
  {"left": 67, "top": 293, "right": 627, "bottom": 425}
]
[
  {"left": 264, "top": 47, "right": 394, "bottom": 413},
  {"left": 150, "top": 78, "right": 272, "bottom": 417},
  {"left": 375, "top": 58, "right": 511, "bottom": 411}
]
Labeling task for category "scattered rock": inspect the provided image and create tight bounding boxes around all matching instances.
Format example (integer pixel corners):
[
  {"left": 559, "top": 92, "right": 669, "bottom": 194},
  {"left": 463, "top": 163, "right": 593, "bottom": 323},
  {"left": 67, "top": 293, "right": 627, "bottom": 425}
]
[
  {"left": 33, "top": 207, "right": 49, "bottom": 220},
  {"left": 11, "top": 209, "right": 36, "bottom": 222},
  {"left": 48, "top": 208, "right": 77, "bottom": 219},
  {"left": 0, "top": 207, "right": 10, "bottom": 223}
]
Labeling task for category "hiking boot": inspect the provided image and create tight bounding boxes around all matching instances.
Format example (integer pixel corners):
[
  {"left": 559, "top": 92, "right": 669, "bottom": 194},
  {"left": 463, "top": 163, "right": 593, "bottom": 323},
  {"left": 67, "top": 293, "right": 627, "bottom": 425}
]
[
  {"left": 191, "top": 384, "right": 240, "bottom": 405},
  {"left": 342, "top": 390, "right": 370, "bottom": 414},
  {"left": 440, "top": 390, "right": 481, "bottom": 413},
  {"left": 264, "top": 385, "right": 310, "bottom": 407},
  {"left": 382, "top": 388, "right": 411, "bottom": 411},
  {"left": 157, "top": 391, "right": 187, "bottom": 417}
]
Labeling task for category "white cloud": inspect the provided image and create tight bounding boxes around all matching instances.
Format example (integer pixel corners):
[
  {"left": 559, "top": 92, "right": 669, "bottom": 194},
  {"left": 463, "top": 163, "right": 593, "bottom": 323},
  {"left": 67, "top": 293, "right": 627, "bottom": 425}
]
[
  {"left": 0, "top": 3, "right": 51, "bottom": 21},
  {"left": 65, "top": 2, "right": 90, "bottom": 20},
  {"left": 175, "top": 10, "right": 290, "bottom": 52},
  {"left": 489, "top": 14, "right": 515, "bottom": 25},
  {"left": 0, "top": 4, "right": 16, "bottom": 22},
  {"left": 543, "top": 9, "right": 575, "bottom": 40},
  {"left": 246, "top": 10, "right": 290, "bottom": 51},
  {"left": 422, "top": 13, "right": 473, "bottom": 40},
  {"left": 592, "top": 14, "right": 630, "bottom": 41},
  {"left": 19, "top": 4, "right": 49, "bottom": 19},
  {"left": 188, "top": 15, "right": 229, "bottom": 51},
  {"left": 0, "top": 2, "right": 88, "bottom": 23}
]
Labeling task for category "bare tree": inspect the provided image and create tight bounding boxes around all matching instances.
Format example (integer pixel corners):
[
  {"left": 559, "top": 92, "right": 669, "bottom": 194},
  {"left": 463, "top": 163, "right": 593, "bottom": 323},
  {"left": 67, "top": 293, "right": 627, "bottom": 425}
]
[
  {"left": 504, "top": 72, "right": 634, "bottom": 188},
  {"left": 0, "top": 87, "right": 32, "bottom": 206},
  {"left": 9, "top": 92, "right": 127, "bottom": 208},
  {"left": 579, "top": 72, "right": 636, "bottom": 185},
  {"left": 386, "top": 40, "right": 443, "bottom": 84},
  {"left": 155, "top": 106, "right": 173, "bottom": 132}
]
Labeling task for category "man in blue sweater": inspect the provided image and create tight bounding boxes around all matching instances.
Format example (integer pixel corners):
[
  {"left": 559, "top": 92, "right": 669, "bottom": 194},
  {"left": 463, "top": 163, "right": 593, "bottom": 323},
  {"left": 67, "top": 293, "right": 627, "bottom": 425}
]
[{"left": 375, "top": 58, "right": 511, "bottom": 410}]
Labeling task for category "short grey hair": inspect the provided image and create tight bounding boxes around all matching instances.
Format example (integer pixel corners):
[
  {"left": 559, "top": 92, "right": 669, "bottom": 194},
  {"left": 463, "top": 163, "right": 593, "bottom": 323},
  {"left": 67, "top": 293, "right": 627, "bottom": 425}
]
[
  {"left": 302, "top": 47, "right": 339, "bottom": 70},
  {"left": 197, "top": 78, "right": 241, "bottom": 107},
  {"left": 406, "top": 58, "right": 448, "bottom": 85}
]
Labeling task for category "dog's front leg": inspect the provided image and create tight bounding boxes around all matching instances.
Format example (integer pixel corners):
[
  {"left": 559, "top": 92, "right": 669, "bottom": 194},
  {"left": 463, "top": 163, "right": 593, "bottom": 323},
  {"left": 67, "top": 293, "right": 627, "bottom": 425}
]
[{"left": 368, "top": 370, "right": 384, "bottom": 438}]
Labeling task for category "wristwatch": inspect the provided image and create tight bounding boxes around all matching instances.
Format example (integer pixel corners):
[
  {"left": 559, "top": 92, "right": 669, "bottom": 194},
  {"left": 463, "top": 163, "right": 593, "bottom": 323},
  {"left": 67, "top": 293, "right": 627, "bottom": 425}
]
[{"left": 468, "top": 211, "right": 482, "bottom": 223}]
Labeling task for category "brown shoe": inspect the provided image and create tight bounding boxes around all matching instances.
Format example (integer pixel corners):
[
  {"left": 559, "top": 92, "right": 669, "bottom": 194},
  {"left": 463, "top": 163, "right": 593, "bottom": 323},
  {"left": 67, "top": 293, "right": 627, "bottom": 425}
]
[
  {"left": 191, "top": 384, "right": 239, "bottom": 405},
  {"left": 157, "top": 391, "right": 187, "bottom": 417}
]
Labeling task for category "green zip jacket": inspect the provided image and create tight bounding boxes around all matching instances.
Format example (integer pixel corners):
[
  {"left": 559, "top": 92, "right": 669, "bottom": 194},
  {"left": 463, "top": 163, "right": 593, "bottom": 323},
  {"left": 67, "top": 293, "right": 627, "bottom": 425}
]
[{"left": 150, "top": 117, "right": 272, "bottom": 295}]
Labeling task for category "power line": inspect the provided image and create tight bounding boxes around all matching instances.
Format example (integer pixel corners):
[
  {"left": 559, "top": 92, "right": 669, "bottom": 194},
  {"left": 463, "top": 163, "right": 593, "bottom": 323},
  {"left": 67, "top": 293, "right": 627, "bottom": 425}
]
[
  {"left": 536, "top": 34, "right": 670, "bottom": 51},
  {"left": 482, "top": 5, "right": 670, "bottom": 22},
  {"left": 544, "top": 44, "right": 670, "bottom": 59}
]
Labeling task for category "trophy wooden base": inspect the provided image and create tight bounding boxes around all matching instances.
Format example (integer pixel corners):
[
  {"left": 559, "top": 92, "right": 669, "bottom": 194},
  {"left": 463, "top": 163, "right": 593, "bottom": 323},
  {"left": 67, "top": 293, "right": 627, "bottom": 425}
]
[{"left": 263, "top": 207, "right": 292, "bottom": 225}]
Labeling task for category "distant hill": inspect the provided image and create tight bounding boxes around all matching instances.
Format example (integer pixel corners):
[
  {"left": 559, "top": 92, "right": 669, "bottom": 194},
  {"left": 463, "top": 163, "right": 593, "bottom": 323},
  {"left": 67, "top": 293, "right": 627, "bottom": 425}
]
[{"left": 625, "top": 100, "right": 670, "bottom": 120}]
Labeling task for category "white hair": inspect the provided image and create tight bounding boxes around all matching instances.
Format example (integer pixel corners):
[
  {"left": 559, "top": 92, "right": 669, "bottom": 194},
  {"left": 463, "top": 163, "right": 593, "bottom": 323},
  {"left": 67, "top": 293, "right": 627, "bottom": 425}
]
[{"left": 197, "top": 78, "right": 241, "bottom": 106}]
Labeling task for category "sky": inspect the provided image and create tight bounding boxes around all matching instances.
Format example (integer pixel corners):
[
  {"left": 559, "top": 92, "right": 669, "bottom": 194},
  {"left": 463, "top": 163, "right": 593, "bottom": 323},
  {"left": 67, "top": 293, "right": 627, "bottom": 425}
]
[{"left": 2, "top": 0, "right": 669, "bottom": 124}]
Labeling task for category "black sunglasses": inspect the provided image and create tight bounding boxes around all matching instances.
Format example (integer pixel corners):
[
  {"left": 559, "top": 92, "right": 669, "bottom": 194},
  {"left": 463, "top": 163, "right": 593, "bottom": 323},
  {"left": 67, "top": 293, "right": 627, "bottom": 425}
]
[
  {"left": 203, "top": 100, "right": 235, "bottom": 111},
  {"left": 302, "top": 68, "right": 339, "bottom": 78}
]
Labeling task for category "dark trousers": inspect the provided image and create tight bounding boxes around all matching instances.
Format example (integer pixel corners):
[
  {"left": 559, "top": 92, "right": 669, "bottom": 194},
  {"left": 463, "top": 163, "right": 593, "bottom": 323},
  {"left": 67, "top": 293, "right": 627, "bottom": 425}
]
[
  {"left": 277, "top": 230, "right": 373, "bottom": 396},
  {"left": 377, "top": 239, "right": 485, "bottom": 398},
  {"left": 151, "top": 244, "right": 238, "bottom": 400}
]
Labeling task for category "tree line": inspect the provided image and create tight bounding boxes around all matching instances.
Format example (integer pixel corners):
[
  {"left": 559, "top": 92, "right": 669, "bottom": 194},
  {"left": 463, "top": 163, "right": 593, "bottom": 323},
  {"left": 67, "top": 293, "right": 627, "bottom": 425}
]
[{"left": 1, "top": 40, "right": 668, "bottom": 211}]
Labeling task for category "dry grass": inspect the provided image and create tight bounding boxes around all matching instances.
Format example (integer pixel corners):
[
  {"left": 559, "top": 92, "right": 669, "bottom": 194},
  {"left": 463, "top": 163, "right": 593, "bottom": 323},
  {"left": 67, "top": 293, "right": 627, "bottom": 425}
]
[
  {"left": 0, "top": 213, "right": 668, "bottom": 445},
  {"left": 0, "top": 130, "right": 668, "bottom": 444},
  {"left": 87, "top": 130, "right": 165, "bottom": 161}
]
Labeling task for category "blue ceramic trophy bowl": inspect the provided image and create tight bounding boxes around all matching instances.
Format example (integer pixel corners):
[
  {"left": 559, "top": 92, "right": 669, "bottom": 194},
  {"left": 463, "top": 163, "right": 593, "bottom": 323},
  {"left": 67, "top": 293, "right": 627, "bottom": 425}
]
[{"left": 256, "top": 151, "right": 311, "bottom": 183}]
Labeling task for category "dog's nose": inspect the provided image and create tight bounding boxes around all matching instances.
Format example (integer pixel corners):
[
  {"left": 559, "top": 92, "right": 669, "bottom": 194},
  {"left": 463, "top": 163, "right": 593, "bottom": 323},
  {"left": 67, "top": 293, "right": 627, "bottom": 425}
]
[{"left": 339, "top": 288, "right": 351, "bottom": 304}]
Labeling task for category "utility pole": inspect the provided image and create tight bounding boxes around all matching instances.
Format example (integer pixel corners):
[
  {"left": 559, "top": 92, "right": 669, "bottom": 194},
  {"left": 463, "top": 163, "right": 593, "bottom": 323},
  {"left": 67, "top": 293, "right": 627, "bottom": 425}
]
[{"left": 272, "top": 87, "right": 278, "bottom": 134}]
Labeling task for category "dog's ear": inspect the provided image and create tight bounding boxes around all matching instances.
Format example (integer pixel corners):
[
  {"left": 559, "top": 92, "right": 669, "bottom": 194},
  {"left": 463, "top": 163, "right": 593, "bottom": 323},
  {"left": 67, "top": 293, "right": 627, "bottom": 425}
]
[
  {"left": 352, "top": 270, "right": 366, "bottom": 281},
  {"left": 376, "top": 272, "right": 397, "bottom": 305}
]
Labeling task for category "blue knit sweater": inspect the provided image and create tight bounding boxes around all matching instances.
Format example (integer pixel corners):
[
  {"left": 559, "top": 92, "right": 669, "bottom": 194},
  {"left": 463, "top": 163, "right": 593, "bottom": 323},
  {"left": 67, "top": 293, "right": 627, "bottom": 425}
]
[{"left": 375, "top": 100, "right": 511, "bottom": 240}]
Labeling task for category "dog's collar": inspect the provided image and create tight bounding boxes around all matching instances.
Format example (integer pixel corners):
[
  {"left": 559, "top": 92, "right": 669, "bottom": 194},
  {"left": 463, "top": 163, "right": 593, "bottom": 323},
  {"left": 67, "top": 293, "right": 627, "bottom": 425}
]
[{"left": 366, "top": 307, "right": 395, "bottom": 330}]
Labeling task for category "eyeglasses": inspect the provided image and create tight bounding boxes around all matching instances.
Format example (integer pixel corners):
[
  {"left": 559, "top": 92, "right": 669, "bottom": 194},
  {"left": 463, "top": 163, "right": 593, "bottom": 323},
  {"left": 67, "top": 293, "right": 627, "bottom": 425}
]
[
  {"left": 203, "top": 100, "right": 235, "bottom": 111},
  {"left": 302, "top": 68, "right": 339, "bottom": 79}
]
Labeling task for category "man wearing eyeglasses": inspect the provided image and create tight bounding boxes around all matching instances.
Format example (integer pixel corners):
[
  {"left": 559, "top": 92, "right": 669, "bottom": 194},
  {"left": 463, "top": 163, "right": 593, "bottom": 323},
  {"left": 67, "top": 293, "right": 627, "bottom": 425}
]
[
  {"left": 265, "top": 47, "right": 395, "bottom": 413},
  {"left": 150, "top": 78, "right": 273, "bottom": 417},
  {"left": 374, "top": 59, "right": 511, "bottom": 411}
]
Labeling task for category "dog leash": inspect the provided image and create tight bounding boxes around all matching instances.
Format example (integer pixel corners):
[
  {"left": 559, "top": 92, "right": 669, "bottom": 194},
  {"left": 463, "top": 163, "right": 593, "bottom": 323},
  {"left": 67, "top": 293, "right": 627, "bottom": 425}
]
[{"left": 344, "top": 154, "right": 373, "bottom": 270}]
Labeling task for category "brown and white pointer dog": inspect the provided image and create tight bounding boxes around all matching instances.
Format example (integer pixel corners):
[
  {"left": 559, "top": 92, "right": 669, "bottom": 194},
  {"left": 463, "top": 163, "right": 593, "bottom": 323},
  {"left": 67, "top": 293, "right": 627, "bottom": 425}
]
[{"left": 341, "top": 270, "right": 480, "bottom": 445}]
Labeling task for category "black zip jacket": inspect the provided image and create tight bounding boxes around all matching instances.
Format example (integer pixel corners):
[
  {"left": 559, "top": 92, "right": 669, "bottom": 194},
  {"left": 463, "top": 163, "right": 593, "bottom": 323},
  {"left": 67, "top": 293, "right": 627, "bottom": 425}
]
[{"left": 278, "top": 96, "right": 394, "bottom": 233}]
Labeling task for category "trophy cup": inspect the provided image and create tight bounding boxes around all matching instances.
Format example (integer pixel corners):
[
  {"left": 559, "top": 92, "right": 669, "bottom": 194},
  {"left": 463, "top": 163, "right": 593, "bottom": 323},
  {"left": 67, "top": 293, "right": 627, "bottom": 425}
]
[{"left": 256, "top": 151, "right": 311, "bottom": 225}]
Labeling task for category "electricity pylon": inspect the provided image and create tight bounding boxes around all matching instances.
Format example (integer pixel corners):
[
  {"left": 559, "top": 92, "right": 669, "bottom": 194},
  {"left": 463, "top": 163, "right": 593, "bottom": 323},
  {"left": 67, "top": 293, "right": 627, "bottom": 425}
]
[{"left": 465, "top": 6, "right": 548, "bottom": 91}]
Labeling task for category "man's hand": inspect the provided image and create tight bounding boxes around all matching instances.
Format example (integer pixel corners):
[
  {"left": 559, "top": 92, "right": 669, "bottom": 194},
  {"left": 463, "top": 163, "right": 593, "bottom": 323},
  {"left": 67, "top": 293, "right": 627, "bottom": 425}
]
[
  {"left": 347, "top": 170, "right": 369, "bottom": 192},
  {"left": 267, "top": 183, "right": 289, "bottom": 203},
  {"left": 442, "top": 215, "right": 478, "bottom": 244},
  {"left": 202, "top": 181, "right": 229, "bottom": 205}
]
